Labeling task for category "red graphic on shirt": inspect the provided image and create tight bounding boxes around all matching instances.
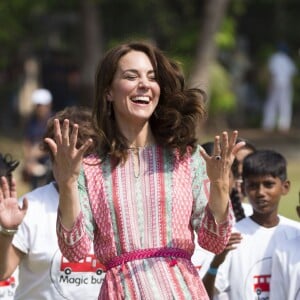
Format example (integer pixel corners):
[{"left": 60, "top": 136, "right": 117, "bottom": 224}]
[
  {"left": 0, "top": 276, "right": 15, "bottom": 287},
  {"left": 60, "top": 254, "right": 106, "bottom": 275},
  {"left": 253, "top": 274, "right": 271, "bottom": 295}
]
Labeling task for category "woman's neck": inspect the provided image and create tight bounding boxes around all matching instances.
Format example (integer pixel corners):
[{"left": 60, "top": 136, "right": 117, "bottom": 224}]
[{"left": 123, "top": 124, "right": 155, "bottom": 148}]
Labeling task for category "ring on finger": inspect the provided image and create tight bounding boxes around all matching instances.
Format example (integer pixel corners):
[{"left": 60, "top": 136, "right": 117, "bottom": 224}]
[{"left": 214, "top": 155, "right": 222, "bottom": 160}]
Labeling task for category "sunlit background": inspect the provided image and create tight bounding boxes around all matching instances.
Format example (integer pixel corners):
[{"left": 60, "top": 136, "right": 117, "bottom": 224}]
[{"left": 0, "top": 0, "right": 299, "bottom": 219}]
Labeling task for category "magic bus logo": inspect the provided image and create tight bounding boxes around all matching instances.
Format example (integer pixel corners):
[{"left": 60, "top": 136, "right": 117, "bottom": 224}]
[
  {"left": 244, "top": 257, "right": 271, "bottom": 300},
  {"left": 0, "top": 277, "right": 16, "bottom": 288},
  {"left": 0, "top": 276, "right": 16, "bottom": 299},
  {"left": 50, "top": 249, "right": 105, "bottom": 299},
  {"left": 253, "top": 274, "right": 271, "bottom": 298},
  {"left": 60, "top": 254, "right": 105, "bottom": 276}
]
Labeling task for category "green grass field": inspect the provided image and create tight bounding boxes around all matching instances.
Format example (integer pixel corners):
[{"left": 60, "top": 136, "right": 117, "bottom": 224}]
[{"left": 280, "top": 162, "right": 300, "bottom": 221}]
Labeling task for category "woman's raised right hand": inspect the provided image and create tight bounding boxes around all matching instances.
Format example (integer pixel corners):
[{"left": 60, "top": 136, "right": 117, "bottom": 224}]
[{"left": 44, "top": 119, "right": 93, "bottom": 187}]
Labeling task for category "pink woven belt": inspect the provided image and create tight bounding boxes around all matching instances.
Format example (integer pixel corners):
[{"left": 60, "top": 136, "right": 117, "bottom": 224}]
[{"left": 105, "top": 247, "right": 191, "bottom": 271}]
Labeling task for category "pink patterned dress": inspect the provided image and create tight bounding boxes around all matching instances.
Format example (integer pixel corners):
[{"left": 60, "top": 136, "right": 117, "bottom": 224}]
[{"left": 57, "top": 145, "right": 233, "bottom": 299}]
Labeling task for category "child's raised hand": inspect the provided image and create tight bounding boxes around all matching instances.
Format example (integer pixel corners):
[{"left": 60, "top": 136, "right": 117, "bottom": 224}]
[
  {"left": 0, "top": 176, "right": 28, "bottom": 230},
  {"left": 210, "top": 231, "right": 242, "bottom": 267}
]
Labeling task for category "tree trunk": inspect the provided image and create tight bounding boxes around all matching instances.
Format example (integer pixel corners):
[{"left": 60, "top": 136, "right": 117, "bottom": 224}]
[
  {"left": 189, "top": 0, "right": 230, "bottom": 94},
  {"left": 79, "top": 0, "right": 103, "bottom": 106},
  {"left": 189, "top": 0, "right": 230, "bottom": 136}
]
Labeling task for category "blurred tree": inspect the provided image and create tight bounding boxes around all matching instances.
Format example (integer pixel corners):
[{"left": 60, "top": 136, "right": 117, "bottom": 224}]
[
  {"left": 188, "top": 0, "right": 230, "bottom": 92},
  {"left": 79, "top": 0, "right": 103, "bottom": 106}
]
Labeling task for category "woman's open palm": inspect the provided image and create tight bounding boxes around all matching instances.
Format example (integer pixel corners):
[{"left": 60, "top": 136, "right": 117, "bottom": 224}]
[{"left": 44, "top": 119, "right": 93, "bottom": 187}]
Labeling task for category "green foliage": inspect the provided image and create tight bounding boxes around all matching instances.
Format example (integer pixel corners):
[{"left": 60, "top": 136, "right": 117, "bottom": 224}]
[
  {"left": 0, "top": 1, "right": 79, "bottom": 68},
  {"left": 1, "top": 0, "right": 300, "bottom": 125},
  {"left": 215, "top": 17, "right": 236, "bottom": 50},
  {"left": 209, "top": 62, "right": 236, "bottom": 114}
]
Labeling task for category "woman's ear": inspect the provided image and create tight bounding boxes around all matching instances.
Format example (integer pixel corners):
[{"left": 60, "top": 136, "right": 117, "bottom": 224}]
[{"left": 106, "top": 90, "right": 113, "bottom": 102}]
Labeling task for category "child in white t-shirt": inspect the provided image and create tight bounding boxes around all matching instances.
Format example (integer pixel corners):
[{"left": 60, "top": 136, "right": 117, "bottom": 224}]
[
  {"left": 0, "top": 106, "right": 105, "bottom": 300},
  {"left": 192, "top": 139, "right": 254, "bottom": 277},
  {"left": 269, "top": 192, "right": 300, "bottom": 300},
  {"left": 203, "top": 149, "right": 300, "bottom": 300},
  {"left": 0, "top": 153, "right": 19, "bottom": 300}
]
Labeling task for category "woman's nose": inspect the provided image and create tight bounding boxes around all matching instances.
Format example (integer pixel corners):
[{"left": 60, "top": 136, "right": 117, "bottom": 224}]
[{"left": 138, "top": 78, "right": 150, "bottom": 89}]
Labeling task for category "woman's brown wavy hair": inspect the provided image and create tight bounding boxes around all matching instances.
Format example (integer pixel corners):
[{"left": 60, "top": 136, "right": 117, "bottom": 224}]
[{"left": 93, "top": 41, "right": 207, "bottom": 164}]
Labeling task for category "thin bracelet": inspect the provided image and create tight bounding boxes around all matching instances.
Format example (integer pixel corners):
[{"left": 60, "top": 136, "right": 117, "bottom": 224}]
[
  {"left": 207, "top": 267, "right": 218, "bottom": 276},
  {"left": 0, "top": 225, "right": 18, "bottom": 236}
]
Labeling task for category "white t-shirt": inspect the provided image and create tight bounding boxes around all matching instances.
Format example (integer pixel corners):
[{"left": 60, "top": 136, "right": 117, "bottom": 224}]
[
  {"left": 242, "top": 202, "right": 253, "bottom": 217},
  {"left": 214, "top": 215, "right": 300, "bottom": 300},
  {"left": 270, "top": 235, "right": 300, "bottom": 300},
  {"left": 12, "top": 182, "right": 105, "bottom": 300}
]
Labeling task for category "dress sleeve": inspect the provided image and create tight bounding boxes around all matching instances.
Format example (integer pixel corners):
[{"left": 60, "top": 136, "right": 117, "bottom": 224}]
[
  {"left": 198, "top": 205, "right": 233, "bottom": 254},
  {"left": 56, "top": 168, "right": 93, "bottom": 261},
  {"left": 190, "top": 145, "right": 234, "bottom": 254}
]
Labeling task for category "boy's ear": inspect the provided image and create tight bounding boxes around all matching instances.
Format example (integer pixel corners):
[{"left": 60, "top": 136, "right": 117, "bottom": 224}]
[{"left": 281, "top": 180, "right": 290, "bottom": 195}]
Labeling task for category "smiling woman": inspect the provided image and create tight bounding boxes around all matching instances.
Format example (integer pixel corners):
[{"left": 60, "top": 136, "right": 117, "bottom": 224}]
[
  {"left": 106, "top": 50, "right": 160, "bottom": 141},
  {"left": 44, "top": 40, "right": 245, "bottom": 300}
]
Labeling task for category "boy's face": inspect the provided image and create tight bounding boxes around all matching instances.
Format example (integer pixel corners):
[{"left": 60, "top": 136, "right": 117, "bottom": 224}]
[{"left": 243, "top": 175, "right": 290, "bottom": 214}]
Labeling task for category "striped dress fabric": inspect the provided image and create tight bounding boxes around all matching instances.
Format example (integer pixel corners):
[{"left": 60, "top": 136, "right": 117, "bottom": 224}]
[{"left": 57, "top": 145, "right": 233, "bottom": 299}]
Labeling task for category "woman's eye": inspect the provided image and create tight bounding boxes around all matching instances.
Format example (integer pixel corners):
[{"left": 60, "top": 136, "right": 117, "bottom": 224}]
[
  {"left": 125, "top": 75, "right": 137, "bottom": 80},
  {"left": 148, "top": 72, "right": 157, "bottom": 81}
]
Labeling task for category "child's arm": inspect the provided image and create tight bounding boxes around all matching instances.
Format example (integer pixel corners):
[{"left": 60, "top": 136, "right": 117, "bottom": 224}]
[
  {"left": 0, "top": 176, "right": 28, "bottom": 280},
  {"left": 202, "top": 231, "right": 242, "bottom": 299}
]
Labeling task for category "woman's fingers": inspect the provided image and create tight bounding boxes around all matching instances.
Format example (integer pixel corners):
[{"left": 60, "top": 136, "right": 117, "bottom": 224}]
[
  {"left": 44, "top": 137, "right": 58, "bottom": 157},
  {"left": 232, "top": 140, "right": 246, "bottom": 156},
  {"left": 213, "top": 135, "right": 221, "bottom": 156},
  {"left": 69, "top": 123, "right": 79, "bottom": 149},
  {"left": 228, "top": 130, "right": 238, "bottom": 149},
  {"left": 200, "top": 130, "right": 239, "bottom": 161},
  {"left": 220, "top": 132, "right": 229, "bottom": 157},
  {"left": 62, "top": 119, "right": 70, "bottom": 145},
  {"left": 9, "top": 177, "right": 17, "bottom": 199},
  {"left": 53, "top": 119, "right": 63, "bottom": 145},
  {"left": 78, "top": 138, "right": 93, "bottom": 156}
]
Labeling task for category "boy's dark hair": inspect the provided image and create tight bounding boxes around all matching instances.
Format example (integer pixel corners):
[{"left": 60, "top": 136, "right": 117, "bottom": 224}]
[
  {"left": 0, "top": 153, "right": 20, "bottom": 185},
  {"left": 243, "top": 149, "right": 287, "bottom": 181}
]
